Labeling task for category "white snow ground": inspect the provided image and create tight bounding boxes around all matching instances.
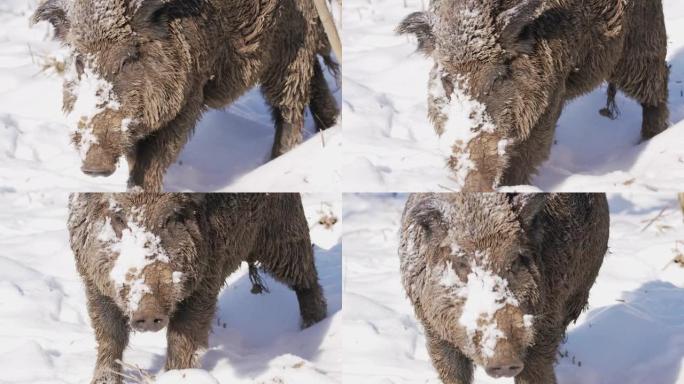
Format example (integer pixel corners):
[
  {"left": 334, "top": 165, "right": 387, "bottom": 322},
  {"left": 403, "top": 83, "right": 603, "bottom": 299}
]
[
  {"left": 343, "top": 0, "right": 684, "bottom": 193},
  {"left": 0, "top": 193, "right": 342, "bottom": 384},
  {"left": 0, "top": 0, "right": 341, "bottom": 193},
  {"left": 343, "top": 193, "right": 684, "bottom": 384}
]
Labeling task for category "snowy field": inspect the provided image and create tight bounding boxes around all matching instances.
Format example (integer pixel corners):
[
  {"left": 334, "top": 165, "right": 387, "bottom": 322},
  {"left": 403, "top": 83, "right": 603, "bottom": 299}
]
[
  {"left": 343, "top": 0, "right": 684, "bottom": 192},
  {"left": 0, "top": 193, "right": 342, "bottom": 384},
  {"left": 343, "top": 193, "right": 684, "bottom": 384},
  {"left": 0, "top": 0, "right": 341, "bottom": 193}
]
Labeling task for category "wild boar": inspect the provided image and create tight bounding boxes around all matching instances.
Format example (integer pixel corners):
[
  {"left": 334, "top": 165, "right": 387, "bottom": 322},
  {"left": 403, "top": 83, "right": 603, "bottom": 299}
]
[
  {"left": 68, "top": 193, "right": 326, "bottom": 383},
  {"left": 33, "top": 0, "right": 339, "bottom": 191},
  {"left": 398, "top": 0, "right": 669, "bottom": 191},
  {"left": 399, "top": 193, "right": 609, "bottom": 383}
]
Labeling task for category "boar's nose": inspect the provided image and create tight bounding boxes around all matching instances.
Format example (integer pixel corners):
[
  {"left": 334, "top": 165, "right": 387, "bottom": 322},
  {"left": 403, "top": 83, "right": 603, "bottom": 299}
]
[
  {"left": 130, "top": 310, "right": 169, "bottom": 333},
  {"left": 81, "top": 163, "right": 116, "bottom": 177},
  {"left": 81, "top": 148, "right": 117, "bottom": 177},
  {"left": 485, "top": 358, "right": 524, "bottom": 378}
]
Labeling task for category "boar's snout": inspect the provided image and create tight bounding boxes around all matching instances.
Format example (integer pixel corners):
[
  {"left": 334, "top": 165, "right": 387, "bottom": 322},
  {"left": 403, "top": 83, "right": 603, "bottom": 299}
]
[
  {"left": 130, "top": 296, "right": 169, "bottom": 333},
  {"left": 484, "top": 357, "right": 524, "bottom": 378},
  {"left": 81, "top": 145, "right": 118, "bottom": 177}
]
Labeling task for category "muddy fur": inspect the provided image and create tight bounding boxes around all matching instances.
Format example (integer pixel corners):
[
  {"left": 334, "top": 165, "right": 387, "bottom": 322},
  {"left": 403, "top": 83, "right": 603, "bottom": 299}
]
[
  {"left": 68, "top": 193, "right": 326, "bottom": 384},
  {"left": 33, "top": 0, "right": 340, "bottom": 192},
  {"left": 399, "top": 193, "right": 609, "bottom": 384},
  {"left": 398, "top": 0, "right": 669, "bottom": 191}
]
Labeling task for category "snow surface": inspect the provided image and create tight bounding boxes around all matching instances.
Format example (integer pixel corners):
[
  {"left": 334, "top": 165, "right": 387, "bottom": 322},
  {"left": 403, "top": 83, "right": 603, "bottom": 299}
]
[
  {"left": 343, "top": 0, "right": 684, "bottom": 192},
  {"left": 0, "top": 0, "right": 340, "bottom": 193},
  {"left": 343, "top": 193, "right": 684, "bottom": 384},
  {"left": 154, "top": 369, "right": 219, "bottom": 384},
  {"left": 0, "top": 192, "right": 342, "bottom": 383}
]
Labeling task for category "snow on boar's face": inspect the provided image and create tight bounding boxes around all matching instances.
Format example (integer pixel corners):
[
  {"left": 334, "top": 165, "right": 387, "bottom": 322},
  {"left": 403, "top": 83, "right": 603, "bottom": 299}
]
[
  {"left": 32, "top": 0, "right": 201, "bottom": 177},
  {"left": 401, "top": 193, "right": 546, "bottom": 378},
  {"left": 398, "top": 0, "right": 544, "bottom": 189},
  {"left": 76, "top": 193, "right": 206, "bottom": 332}
]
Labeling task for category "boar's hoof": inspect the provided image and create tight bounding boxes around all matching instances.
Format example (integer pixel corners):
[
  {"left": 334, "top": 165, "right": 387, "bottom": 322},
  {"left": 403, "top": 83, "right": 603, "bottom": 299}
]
[{"left": 296, "top": 286, "right": 327, "bottom": 329}]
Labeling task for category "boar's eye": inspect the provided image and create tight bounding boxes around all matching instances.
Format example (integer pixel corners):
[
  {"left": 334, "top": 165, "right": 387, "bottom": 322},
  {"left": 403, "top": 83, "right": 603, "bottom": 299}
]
[
  {"left": 120, "top": 49, "right": 140, "bottom": 72},
  {"left": 75, "top": 55, "right": 85, "bottom": 78},
  {"left": 514, "top": 253, "right": 532, "bottom": 270},
  {"left": 111, "top": 214, "right": 127, "bottom": 236},
  {"left": 163, "top": 208, "right": 191, "bottom": 228}
]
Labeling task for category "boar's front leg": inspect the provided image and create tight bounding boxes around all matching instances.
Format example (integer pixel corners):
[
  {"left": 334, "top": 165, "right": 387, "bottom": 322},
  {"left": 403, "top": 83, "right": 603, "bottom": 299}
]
[
  {"left": 497, "top": 89, "right": 564, "bottom": 188},
  {"left": 515, "top": 349, "right": 558, "bottom": 384},
  {"left": 85, "top": 281, "right": 129, "bottom": 384},
  {"left": 515, "top": 326, "right": 562, "bottom": 384},
  {"left": 128, "top": 98, "right": 204, "bottom": 192},
  {"left": 165, "top": 285, "right": 220, "bottom": 370},
  {"left": 424, "top": 327, "right": 474, "bottom": 384},
  {"left": 261, "top": 50, "right": 317, "bottom": 158}
]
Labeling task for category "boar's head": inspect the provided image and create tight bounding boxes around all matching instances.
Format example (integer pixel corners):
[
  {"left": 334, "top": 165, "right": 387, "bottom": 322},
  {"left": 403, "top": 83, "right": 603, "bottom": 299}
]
[
  {"left": 32, "top": 0, "right": 202, "bottom": 177},
  {"left": 398, "top": 0, "right": 547, "bottom": 189},
  {"left": 401, "top": 193, "right": 547, "bottom": 378},
  {"left": 70, "top": 193, "right": 208, "bottom": 332}
]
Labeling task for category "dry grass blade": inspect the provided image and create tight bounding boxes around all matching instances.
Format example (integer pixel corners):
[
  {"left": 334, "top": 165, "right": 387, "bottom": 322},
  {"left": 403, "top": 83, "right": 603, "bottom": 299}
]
[
  {"left": 640, "top": 207, "right": 671, "bottom": 233},
  {"left": 112, "top": 359, "right": 156, "bottom": 384}
]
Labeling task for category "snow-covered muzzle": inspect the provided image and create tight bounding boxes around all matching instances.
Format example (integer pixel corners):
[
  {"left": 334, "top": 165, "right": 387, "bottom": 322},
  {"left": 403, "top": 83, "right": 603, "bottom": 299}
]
[
  {"left": 427, "top": 64, "right": 509, "bottom": 189},
  {"left": 96, "top": 199, "right": 185, "bottom": 319},
  {"left": 62, "top": 53, "right": 134, "bottom": 176},
  {"left": 426, "top": 248, "right": 535, "bottom": 366}
]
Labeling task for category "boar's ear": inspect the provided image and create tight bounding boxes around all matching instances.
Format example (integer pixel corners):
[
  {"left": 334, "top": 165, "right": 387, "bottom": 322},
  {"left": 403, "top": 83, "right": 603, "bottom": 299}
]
[
  {"left": 32, "top": 0, "right": 70, "bottom": 40},
  {"left": 397, "top": 12, "right": 436, "bottom": 54},
  {"left": 508, "top": 193, "right": 546, "bottom": 229},
  {"left": 132, "top": 0, "right": 202, "bottom": 37},
  {"left": 497, "top": 0, "right": 542, "bottom": 55}
]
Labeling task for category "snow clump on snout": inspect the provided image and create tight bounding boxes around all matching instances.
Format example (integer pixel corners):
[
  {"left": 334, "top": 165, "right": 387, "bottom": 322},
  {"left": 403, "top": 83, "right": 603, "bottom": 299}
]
[
  {"left": 63, "top": 54, "right": 123, "bottom": 160},
  {"left": 97, "top": 201, "right": 170, "bottom": 313},
  {"left": 436, "top": 252, "right": 533, "bottom": 358},
  {"left": 428, "top": 64, "right": 497, "bottom": 186}
]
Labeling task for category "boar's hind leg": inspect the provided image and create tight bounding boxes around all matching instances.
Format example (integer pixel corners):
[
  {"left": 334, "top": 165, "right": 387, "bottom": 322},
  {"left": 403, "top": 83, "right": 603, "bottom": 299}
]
[
  {"left": 165, "top": 287, "right": 220, "bottom": 370},
  {"left": 251, "top": 194, "right": 327, "bottom": 328},
  {"left": 610, "top": 1, "right": 669, "bottom": 140},
  {"left": 85, "top": 282, "right": 129, "bottom": 384},
  {"left": 424, "top": 328, "right": 474, "bottom": 384},
  {"left": 255, "top": 233, "right": 327, "bottom": 328},
  {"left": 261, "top": 50, "right": 317, "bottom": 158},
  {"left": 309, "top": 59, "right": 340, "bottom": 131}
]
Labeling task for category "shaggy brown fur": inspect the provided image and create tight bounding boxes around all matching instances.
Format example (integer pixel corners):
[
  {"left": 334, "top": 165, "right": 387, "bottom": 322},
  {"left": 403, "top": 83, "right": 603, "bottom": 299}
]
[
  {"left": 33, "top": 0, "right": 339, "bottom": 192},
  {"left": 399, "top": 193, "right": 609, "bottom": 384},
  {"left": 399, "top": 0, "right": 669, "bottom": 191},
  {"left": 68, "top": 193, "right": 326, "bottom": 384}
]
